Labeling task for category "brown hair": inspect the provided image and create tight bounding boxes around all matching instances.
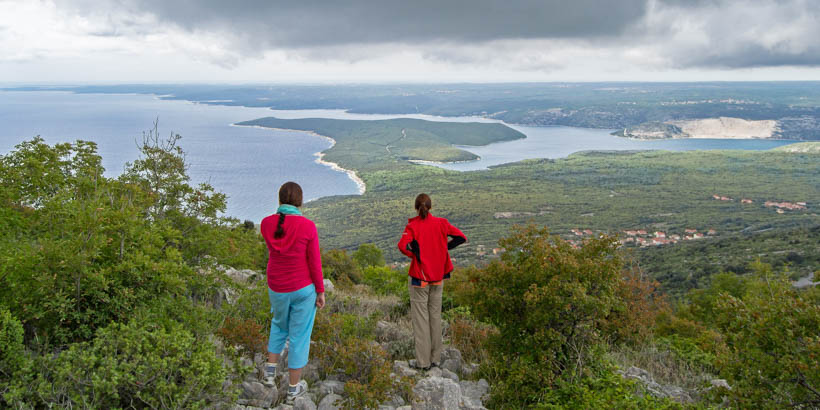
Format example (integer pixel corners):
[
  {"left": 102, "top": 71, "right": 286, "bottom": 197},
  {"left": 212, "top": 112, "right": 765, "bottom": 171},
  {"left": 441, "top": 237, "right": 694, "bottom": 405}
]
[
  {"left": 275, "top": 182, "right": 303, "bottom": 238},
  {"left": 415, "top": 193, "right": 431, "bottom": 219}
]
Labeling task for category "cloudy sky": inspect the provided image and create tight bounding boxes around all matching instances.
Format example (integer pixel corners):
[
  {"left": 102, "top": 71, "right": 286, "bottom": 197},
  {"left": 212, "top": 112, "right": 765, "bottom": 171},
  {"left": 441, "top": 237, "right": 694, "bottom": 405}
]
[{"left": 1, "top": 0, "right": 819, "bottom": 84}]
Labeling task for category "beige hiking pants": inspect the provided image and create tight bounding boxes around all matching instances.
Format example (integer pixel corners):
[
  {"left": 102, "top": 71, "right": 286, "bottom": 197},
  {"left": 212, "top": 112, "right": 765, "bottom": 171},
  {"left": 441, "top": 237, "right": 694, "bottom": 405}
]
[{"left": 409, "top": 279, "right": 443, "bottom": 368}]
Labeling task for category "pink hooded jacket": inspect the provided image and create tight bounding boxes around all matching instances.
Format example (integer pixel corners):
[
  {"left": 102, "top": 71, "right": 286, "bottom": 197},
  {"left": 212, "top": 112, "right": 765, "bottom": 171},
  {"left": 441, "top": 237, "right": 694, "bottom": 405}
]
[{"left": 260, "top": 213, "right": 325, "bottom": 293}]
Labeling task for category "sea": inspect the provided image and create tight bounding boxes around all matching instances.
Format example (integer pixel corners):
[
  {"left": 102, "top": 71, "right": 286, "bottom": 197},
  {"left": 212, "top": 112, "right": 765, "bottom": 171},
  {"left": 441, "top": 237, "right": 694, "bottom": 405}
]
[{"left": 0, "top": 90, "right": 798, "bottom": 222}]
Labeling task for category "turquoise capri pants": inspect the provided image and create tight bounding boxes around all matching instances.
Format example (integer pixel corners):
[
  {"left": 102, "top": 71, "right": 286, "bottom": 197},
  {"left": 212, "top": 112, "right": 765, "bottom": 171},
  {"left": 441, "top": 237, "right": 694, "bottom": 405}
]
[{"left": 268, "top": 283, "right": 318, "bottom": 369}]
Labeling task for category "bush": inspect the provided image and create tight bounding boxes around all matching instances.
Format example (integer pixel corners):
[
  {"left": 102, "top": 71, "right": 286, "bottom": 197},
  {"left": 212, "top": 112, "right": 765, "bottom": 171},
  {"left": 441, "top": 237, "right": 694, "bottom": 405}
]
[
  {"left": 312, "top": 311, "right": 411, "bottom": 409},
  {"left": 361, "top": 265, "right": 407, "bottom": 297},
  {"left": 455, "top": 225, "right": 625, "bottom": 406},
  {"left": 218, "top": 316, "right": 267, "bottom": 358},
  {"left": 27, "top": 320, "right": 230, "bottom": 409},
  {"left": 602, "top": 268, "right": 669, "bottom": 345},
  {"left": 712, "top": 263, "right": 820, "bottom": 408},
  {"left": 444, "top": 307, "right": 496, "bottom": 365},
  {"left": 0, "top": 308, "right": 27, "bottom": 403},
  {"left": 322, "top": 249, "right": 362, "bottom": 287},
  {"left": 352, "top": 243, "right": 385, "bottom": 270}
]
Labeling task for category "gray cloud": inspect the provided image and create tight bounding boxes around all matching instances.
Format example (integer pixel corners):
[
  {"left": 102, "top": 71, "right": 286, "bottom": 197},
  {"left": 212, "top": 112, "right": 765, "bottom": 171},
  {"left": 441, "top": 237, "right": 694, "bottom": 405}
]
[
  {"left": 67, "top": 0, "right": 649, "bottom": 46},
  {"left": 54, "top": 0, "right": 820, "bottom": 71},
  {"left": 645, "top": 0, "right": 820, "bottom": 69}
]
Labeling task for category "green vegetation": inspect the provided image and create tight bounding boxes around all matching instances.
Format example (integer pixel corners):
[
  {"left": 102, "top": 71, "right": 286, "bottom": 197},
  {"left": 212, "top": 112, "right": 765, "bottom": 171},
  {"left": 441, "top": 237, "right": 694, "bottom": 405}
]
[
  {"left": 243, "top": 117, "right": 819, "bottom": 294},
  {"left": 1, "top": 128, "right": 817, "bottom": 408},
  {"left": 236, "top": 117, "right": 525, "bottom": 167},
  {"left": 0, "top": 134, "right": 266, "bottom": 407}
]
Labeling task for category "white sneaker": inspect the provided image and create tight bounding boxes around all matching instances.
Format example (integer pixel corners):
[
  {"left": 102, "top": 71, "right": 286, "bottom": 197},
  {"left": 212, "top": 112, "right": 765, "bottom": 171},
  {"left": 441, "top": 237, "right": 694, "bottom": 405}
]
[
  {"left": 262, "top": 363, "right": 277, "bottom": 386},
  {"left": 286, "top": 380, "right": 308, "bottom": 402}
]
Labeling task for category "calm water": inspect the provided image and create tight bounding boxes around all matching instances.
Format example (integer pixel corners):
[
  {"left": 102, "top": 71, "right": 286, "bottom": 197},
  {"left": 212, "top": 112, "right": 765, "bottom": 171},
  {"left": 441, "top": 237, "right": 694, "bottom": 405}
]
[
  {"left": 0, "top": 91, "right": 359, "bottom": 223},
  {"left": 0, "top": 91, "right": 799, "bottom": 221},
  {"left": 263, "top": 109, "right": 796, "bottom": 171}
]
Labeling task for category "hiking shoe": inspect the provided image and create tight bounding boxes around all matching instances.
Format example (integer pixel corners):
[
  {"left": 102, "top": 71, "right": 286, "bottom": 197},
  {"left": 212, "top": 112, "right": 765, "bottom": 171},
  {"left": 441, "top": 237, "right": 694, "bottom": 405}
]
[
  {"left": 409, "top": 360, "right": 431, "bottom": 371},
  {"left": 262, "top": 363, "right": 277, "bottom": 385},
  {"left": 286, "top": 380, "right": 308, "bottom": 402}
]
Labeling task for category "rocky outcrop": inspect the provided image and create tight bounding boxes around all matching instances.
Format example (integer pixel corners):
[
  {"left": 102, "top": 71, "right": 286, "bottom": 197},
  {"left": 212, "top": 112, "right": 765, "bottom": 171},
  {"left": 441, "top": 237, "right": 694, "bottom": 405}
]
[
  {"left": 620, "top": 117, "right": 784, "bottom": 140},
  {"left": 412, "top": 376, "right": 462, "bottom": 410},
  {"left": 238, "top": 381, "right": 278, "bottom": 408},
  {"left": 619, "top": 366, "right": 693, "bottom": 404}
]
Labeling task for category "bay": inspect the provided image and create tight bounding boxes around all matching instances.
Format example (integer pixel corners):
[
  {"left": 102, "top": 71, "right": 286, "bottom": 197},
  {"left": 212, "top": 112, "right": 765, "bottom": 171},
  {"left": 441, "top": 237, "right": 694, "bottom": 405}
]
[
  {"left": 0, "top": 91, "right": 360, "bottom": 223},
  {"left": 1, "top": 91, "right": 800, "bottom": 221}
]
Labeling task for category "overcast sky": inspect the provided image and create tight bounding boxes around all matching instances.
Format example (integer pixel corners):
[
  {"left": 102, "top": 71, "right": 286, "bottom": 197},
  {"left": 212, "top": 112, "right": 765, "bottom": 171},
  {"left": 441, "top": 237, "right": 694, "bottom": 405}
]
[{"left": 1, "top": 0, "right": 819, "bottom": 84}]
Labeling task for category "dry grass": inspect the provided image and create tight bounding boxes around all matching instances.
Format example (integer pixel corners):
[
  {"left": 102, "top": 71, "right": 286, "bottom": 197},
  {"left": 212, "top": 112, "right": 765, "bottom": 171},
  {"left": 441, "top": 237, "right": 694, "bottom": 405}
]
[{"left": 608, "top": 342, "right": 716, "bottom": 391}]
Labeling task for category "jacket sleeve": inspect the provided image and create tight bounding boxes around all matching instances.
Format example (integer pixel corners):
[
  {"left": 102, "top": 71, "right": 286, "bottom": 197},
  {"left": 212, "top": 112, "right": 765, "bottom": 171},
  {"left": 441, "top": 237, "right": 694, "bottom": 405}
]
[
  {"left": 307, "top": 222, "right": 325, "bottom": 293},
  {"left": 446, "top": 221, "right": 467, "bottom": 250},
  {"left": 397, "top": 224, "right": 416, "bottom": 259}
]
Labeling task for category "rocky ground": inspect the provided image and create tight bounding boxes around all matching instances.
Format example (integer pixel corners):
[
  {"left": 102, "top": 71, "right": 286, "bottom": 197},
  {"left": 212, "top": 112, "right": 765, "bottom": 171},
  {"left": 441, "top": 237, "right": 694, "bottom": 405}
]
[{"left": 233, "top": 344, "right": 489, "bottom": 410}]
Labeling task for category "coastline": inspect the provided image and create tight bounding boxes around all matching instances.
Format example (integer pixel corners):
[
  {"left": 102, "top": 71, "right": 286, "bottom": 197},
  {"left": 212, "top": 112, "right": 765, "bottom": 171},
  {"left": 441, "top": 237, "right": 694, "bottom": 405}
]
[
  {"left": 408, "top": 157, "right": 481, "bottom": 166},
  {"left": 230, "top": 123, "right": 366, "bottom": 195}
]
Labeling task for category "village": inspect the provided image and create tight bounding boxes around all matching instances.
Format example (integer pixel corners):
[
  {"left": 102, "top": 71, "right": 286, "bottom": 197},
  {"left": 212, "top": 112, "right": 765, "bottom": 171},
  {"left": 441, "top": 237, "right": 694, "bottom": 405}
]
[{"left": 712, "top": 194, "right": 808, "bottom": 214}]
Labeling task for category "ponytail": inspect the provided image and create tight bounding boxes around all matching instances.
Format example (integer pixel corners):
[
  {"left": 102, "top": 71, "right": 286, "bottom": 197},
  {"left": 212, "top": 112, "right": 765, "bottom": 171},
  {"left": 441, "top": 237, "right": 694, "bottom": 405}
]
[
  {"left": 415, "top": 193, "right": 432, "bottom": 219},
  {"left": 274, "top": 213, "right": 286, "bottom": 238},
  {"left": 274, "top": 181, "right": 302, "bottom": 239}
]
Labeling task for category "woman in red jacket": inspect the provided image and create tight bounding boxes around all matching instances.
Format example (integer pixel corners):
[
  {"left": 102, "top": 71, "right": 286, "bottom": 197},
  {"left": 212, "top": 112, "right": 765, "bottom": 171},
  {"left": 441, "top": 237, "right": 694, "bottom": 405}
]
[
  {"left": 398, "top": 193, "right": 466, "bottom": 370},
  {"left": 259, "top": 182, "right": 325, "bottom": 402}
]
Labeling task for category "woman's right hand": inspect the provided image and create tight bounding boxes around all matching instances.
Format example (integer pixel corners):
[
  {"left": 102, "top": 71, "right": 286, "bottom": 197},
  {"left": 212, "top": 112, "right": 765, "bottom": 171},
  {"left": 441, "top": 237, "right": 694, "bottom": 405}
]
[{"left": 315, "top": 292, "right": 325, "bottom": 309}]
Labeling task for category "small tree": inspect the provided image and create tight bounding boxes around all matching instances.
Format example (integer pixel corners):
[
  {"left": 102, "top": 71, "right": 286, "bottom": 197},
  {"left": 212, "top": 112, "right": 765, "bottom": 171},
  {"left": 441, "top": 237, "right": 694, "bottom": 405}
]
[
  {"left": 456, "top": 224, "right": 624, "bottom": 405},
  {"left": 352, "top": 243, "right": 385, "bottom": 270}
]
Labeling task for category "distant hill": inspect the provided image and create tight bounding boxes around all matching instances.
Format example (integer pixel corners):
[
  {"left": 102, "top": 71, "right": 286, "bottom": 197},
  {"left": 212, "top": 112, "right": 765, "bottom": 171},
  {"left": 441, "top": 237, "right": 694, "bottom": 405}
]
[
  {"left": 9, "top": 82, "right": 820, "bottom": 140},
  {"left": 772, "top": 141, "right": 820, "bottom": 153}
]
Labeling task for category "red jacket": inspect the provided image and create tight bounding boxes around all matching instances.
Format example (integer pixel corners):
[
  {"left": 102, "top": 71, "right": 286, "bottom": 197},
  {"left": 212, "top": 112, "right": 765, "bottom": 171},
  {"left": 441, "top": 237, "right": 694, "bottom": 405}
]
[
  {"left": 260, "top": 214, "right": 325, "bottom": 293},
  {"left": 398, "top": 214, "right": 466, "bottom": 282}
]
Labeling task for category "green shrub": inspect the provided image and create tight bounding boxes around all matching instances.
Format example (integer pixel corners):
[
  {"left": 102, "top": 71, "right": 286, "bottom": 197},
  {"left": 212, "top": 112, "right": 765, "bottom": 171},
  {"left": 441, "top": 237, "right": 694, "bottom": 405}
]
[
  {"left": 0, "top": 308, "right": 27, "bottom": 403},
  {"left": 312, "top": 311, "right": 410, "bottom": 409},
  {"left": 712, "top": 263, "right": 820, "bottom": 408},
  {"left": 538, "top": 362, "right": 684, "bottom": 409},
  {"left": 361, "top": 265, "right": 406, "bottom": 297},
  {"left": 352, "top": 243, "right": 385, "bottom": 270},
  {"left": 29, "top": 320, "right": 230, "bottom": 409},
  {"left": 322, "top": 249, "right": 362, "bottom": 286},
  {"left": 455, "top": 224, "right": 625, "bottom": 407}
]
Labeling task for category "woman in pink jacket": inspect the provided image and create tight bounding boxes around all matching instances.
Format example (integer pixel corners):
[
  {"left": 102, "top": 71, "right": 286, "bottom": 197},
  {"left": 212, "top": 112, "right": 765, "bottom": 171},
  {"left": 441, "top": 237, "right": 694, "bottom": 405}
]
[{"left": 259, "top": 182, "right": 325, "bottom": 402}]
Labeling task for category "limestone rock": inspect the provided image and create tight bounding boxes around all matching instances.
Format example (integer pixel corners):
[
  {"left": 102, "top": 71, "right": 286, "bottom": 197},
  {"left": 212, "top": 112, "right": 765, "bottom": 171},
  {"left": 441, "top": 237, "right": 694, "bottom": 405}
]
[
  {"left": 459, "top": 379, "right": 489, "bottom": 410},
  {"left": 461, "top": 363, "right": 479, "bottom": 378},
  {"left": 440, "top": 347, "right": 463, "bottom": 374},
  {"left": 318, "top": 393, "right": 343, "bottom": 410},
  {"left": 412, "top": 376, "right": 461, "bottom": 410},
  {"left": 238, "top": 381, "right": 277, "bottom": 408},
  {"left": 317, "top": 380, "right": 346, "bottom": 396},
  {"left": 225, "top": 267, "right": 259, "bottom": 283},
  {"left": 323, "top": 279, "right": 335, "bottom": 293},
  {"left": 293, "top": 396, "right": 317, "bottom": 410},
  {"left": 440, "top": 368, "right": 459, "bottom": 382},
  {"left": 426, "top": 367, "right": 442, "bottom": 378},
  {"left": 710, "top": 379, "right": 732, "bottom": 390},
  {"left": 393, "top": 360, "right": 419, "bottom": 378},
  {"left": 619, "top": 366, "right": 693, "bottom": 404}
]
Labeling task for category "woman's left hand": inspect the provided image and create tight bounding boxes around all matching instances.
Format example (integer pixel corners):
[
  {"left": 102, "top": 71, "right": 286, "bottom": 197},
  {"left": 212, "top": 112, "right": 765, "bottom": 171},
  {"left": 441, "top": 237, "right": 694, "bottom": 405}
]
[{"left": 316, "top": 292, "right": 325, "bottom": 309}]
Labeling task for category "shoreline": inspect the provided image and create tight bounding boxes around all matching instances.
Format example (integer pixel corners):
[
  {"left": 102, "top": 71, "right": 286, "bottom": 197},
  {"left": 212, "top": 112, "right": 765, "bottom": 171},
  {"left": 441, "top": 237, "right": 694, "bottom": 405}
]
[
  {"left": 230, "top": 123, "right": 366, "bottom": 195},
  {"left": 408, "top": 157, "right": 481, "bottom": 166}
]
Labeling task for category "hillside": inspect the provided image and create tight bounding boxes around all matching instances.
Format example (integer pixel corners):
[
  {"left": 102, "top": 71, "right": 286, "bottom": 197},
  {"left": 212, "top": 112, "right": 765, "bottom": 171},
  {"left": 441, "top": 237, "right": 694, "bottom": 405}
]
[
  {"left": 236, "top": 117, "right": 525, "bottom": 169},
  {"left": 773, "top": 141, "right": 820, "bottom": 153},
  {"left": 2, "top": 133, "right": 817, "bottom": 409},
  {"left": 228, "top": 118, "right": 820, "bottom": 295}
]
